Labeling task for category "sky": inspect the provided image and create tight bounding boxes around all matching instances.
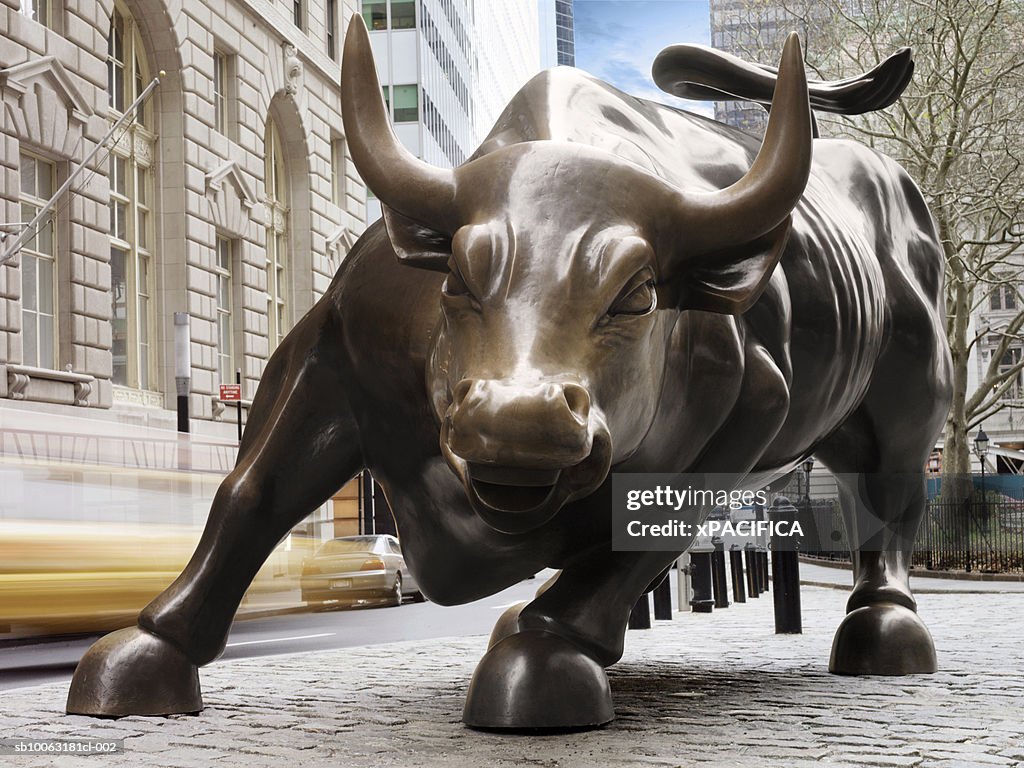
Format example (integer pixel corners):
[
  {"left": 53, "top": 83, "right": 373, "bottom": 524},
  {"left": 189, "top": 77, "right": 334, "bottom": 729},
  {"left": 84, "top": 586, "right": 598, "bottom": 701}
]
[{"left": 573, "top": 1, "right": 714, "bottom": 117}]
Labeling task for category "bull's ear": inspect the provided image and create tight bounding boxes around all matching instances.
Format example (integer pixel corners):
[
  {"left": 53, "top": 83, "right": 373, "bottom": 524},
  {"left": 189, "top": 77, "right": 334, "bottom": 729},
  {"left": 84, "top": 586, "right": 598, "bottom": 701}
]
[
  {"left": 382, "top": 206, "right": 452, "bottom": 272},
  {"left": 678, "top": 217, "right": 791, "bottom": 314}
]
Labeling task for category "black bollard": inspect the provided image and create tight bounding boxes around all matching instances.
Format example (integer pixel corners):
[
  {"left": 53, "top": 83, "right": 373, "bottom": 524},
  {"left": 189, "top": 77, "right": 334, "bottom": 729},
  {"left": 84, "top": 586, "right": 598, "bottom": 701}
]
[
  {"left": 759, "top": 548, "right": 770, "bottom": 592},
  {"left": 745, "top": 543, "right": 761, "bottom": 597},
  {"left": 711, "top": 537, "right": 729, "bottom": 608},
  {"left": 769, "top": 496, "right": 802, "bottom": 634},
  {"left": 653, "top": 575, "right": 673, "bottom": 620},
  {"left": 730, "top": 546, "right": 746, "bottom": 603},
  {"left": 689, "top": 549, "right": 715, "bottom": 612},
  {"left": 628, "top": 592, "right": 652, "bottom": 629}
]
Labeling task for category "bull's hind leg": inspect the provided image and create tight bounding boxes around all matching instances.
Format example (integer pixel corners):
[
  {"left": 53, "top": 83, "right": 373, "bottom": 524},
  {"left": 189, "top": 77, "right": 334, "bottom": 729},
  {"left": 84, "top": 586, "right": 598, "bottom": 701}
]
[
  {"left": 816, "top": 394, "right": 948, "bottom": 675},
  {"left": 827, "top": 467, "right": 936, "bottom": 674},
  {"left": 67, "top": 300, "right": 363, "bottom": 716}
]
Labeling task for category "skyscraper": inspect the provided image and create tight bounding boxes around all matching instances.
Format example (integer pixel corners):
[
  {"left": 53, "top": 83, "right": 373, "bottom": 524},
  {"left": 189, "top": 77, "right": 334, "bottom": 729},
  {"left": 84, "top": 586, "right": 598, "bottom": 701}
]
[
  {"left": 555, "top": 0, "right": 576, "bottom": 66},
  {"left": 365, "top": 0, "right": 476, "bottom": 172},
  {"left": 365, "top": 0, "right": 544, "bottom": 222},
  {"left": 475, "top": 0, "right": 543, "bottom": 144}
]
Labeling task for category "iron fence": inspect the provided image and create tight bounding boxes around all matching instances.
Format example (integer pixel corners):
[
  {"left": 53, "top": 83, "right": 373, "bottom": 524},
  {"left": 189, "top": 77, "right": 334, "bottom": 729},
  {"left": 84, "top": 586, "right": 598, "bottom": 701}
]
[{"left": 798, "top": 497, "right": 1024, "bottom": 574}]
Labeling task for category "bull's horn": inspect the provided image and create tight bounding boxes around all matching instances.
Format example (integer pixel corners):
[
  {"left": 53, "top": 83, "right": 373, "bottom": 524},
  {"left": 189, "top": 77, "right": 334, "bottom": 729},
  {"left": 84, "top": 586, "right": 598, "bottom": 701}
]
[
  {"left": 682, "top": 33, "right": 812, "bottom": 253},
  {"left": 341, "top": 16, "right": 457, "bottom": 230}
]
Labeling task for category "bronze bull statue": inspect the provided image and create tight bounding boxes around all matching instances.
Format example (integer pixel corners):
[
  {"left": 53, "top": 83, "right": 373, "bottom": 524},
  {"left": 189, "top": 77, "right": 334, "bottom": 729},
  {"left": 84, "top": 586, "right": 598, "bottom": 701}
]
[{"left": 68, "top": 19, "right": 952, "bottom": 730}]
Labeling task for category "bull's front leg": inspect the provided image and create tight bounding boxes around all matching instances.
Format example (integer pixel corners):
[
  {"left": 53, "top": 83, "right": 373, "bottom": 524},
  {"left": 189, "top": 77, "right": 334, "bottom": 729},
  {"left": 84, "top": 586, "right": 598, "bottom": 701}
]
[
  {"left": 67, "top": 301, "right": 364, "bottom": 717},
  {"left": 462, "top": 548, "right": 679, "bottom": 730}
]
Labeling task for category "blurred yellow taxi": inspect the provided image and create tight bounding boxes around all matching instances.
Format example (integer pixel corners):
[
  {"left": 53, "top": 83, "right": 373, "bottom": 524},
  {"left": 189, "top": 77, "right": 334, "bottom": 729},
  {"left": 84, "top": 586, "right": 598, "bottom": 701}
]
[{"left": 0, "top": 519, "right": 305, "bottom": 638}]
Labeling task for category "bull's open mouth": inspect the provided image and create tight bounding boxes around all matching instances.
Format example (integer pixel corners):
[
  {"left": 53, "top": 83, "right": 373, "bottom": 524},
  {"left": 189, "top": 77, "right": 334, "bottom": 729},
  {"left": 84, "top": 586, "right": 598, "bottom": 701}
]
[
  {"left": 468, "top": 464, "right": 561, "bottom": 514},
  {"left": 440, "top": 415, "right": 614, "bottom": 535}
]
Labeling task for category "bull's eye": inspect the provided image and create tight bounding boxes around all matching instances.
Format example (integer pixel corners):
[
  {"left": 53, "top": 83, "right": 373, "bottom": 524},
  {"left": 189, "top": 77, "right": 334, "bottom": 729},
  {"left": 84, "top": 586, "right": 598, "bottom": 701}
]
[{"left": 609, "top": 279, "right": 656, "bottom": 317}]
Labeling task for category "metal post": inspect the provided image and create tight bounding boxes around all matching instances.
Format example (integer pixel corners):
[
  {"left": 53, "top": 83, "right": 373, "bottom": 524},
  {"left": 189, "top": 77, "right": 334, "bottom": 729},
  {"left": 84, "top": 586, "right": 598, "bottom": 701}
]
[
  {"left": 676, "top": 553, "right": 692, "bottom": 611},
  {"left": 711, "top": 537, "right": 729, "bottom": 608},
  {"left": 745, "top": 543, "right": 760, "bottom": 597},
  {"left": 689, "top": 548, "right": 714, "bottom": 612},
  {"left": 174, "top": 313, "right": 191, "bottom": 434},
  {"left": 760, "top": 548, "right": 770, "bottom": 592},
  {"left": 977, "top": 454, "right": 986, "bottom": 572},
  {"left": 652, "top": 575, "right": 673, "bottom": 620},
  {"left": 730, "top": 546, "right": 746, "bottom": 603},
  {"left": 972, "top": 428, "right": 990, "bottom": 573},
  {"left": 359, "top": 471, "right": 375, "bottom": 534},
  {"left": 628, "top": 593, "right": 651, "bottom": 629},
  {"left": 235, "top": 368, "right": 243, "bottom": 442},
  {"left": 770, "top": 497, "right": 802, "bottom": 633}
]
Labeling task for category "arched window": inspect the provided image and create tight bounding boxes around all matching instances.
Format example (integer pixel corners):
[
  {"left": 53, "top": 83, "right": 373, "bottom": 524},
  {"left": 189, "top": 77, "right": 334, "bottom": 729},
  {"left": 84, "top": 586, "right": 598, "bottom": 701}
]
[
  {"left": 107, "top": 1, "right": 156, "bottom": 390},
  {"left": 264, "top": 118, "right": 289, "bottom": 351}
]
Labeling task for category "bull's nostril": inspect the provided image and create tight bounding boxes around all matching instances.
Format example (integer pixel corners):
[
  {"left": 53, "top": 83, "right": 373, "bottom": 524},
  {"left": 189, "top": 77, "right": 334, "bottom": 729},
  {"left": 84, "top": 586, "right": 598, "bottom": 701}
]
[
  {"left": 452, "top": 378, "right": 474, "bottom": 407},
  {"left": 562, "top": 383, "right": 591, "bottom": 424}
]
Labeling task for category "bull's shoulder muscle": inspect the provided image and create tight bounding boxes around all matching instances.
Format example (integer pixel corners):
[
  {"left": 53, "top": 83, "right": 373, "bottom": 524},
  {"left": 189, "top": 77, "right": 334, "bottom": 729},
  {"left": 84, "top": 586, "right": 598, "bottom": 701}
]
[{"left": 332, "top": 223, "right": 443, "bottom": 382}]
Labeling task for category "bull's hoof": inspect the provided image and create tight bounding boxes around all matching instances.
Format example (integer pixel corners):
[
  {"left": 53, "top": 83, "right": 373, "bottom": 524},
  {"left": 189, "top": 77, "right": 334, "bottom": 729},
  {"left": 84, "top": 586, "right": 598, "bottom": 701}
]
[
  {"left": 463, "top": 629, "right": 613, "bottom": 731},
  {"left": 829, "top": 602, "right": 937, "bottom": 675},
  {"left": 67, "top": 626, "right": 202, "bottom": 717},
  {"left": 487, "top": 601, "right": 527, "bottom": 649}
]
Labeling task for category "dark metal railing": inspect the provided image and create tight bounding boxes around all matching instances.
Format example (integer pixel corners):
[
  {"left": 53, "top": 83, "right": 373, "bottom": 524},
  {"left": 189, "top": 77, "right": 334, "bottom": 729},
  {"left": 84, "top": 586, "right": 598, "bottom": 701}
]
[{"left": 800, "top": 496, "right": 1024, "bottom": 574}]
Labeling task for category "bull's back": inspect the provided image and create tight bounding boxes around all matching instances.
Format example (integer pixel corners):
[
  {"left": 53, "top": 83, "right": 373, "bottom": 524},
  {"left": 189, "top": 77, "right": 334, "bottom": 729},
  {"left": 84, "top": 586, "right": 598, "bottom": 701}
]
[
  {"left": 475, "top": 67, "right": 766, "bottom": 193},
  {"left": 762, "top": 138, "right": 946, "bottom": 459}
]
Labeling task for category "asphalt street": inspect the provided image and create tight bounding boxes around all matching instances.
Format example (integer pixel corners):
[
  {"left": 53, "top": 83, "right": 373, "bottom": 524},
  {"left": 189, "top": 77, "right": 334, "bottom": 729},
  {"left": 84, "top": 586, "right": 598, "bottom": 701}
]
[{"left": 0, "top": 573, "right": 555, "bottom": 692}]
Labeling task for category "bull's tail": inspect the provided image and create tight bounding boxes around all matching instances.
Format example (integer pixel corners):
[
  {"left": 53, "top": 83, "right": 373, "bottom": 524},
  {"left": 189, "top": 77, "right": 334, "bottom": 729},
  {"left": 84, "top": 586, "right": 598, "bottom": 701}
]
[{"left": 652, "top": 42, "right": 913, "bottom": 129}]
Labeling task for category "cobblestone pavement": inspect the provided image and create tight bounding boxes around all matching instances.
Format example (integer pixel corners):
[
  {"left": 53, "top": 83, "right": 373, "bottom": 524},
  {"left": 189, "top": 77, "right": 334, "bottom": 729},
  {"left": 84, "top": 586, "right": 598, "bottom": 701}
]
[{"left": 2, "top": 585, "right": 1022, "bottom": 768}]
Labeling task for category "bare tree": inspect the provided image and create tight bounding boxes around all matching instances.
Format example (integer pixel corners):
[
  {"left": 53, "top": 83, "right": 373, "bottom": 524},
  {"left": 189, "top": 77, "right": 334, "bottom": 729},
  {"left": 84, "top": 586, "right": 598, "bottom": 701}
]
[{"left": 724, "top": 0, "right": 1024, "bottom": 497}]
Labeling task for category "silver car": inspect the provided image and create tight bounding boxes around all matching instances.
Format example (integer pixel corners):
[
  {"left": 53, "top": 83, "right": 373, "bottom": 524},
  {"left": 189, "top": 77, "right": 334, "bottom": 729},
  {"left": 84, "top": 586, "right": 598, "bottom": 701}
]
[{"left": 300, "top": 535, "right": 424, "bottom": 607}]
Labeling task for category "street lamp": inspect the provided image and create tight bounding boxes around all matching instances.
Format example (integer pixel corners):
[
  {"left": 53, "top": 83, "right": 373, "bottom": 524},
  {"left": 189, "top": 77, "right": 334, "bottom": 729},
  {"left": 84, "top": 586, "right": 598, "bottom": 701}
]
[
  {"left": 801, "top": 456, "right": 815, "bottom": 502},
  {"left": 974, "top": 427, "right": 990, "bottom": 522},
  {"left": 974, "top": 428, "right": 990, "bottom": 459}
]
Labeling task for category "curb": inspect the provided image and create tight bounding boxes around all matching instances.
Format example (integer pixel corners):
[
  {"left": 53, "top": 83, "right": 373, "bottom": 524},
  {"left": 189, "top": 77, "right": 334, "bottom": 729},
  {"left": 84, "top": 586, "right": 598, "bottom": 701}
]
[
  {"left": 799, "top": 556, "right": 1024, "bottom": 582},
  {"left": 798, "top": 578, "right": 1023, "bottom": 595}
]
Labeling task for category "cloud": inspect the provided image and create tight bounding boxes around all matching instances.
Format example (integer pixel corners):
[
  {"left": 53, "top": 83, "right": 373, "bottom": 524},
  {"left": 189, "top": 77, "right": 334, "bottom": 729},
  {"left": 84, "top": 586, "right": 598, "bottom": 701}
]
[
  {"left": 573, "top": 1, "right": 717, "bottom": 119},
  {"left": 584, "top": 42, "right": 715, "bottom": 117},
  {"left": 574, "top": 14, "right": 631, "bottom": 44}
]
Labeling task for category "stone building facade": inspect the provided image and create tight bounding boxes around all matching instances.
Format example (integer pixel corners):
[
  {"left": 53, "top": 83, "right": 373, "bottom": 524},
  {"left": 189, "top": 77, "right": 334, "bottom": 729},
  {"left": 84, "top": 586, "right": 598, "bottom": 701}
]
[{"left": 1, "top": 0, "right": 366, "bottom": 437}]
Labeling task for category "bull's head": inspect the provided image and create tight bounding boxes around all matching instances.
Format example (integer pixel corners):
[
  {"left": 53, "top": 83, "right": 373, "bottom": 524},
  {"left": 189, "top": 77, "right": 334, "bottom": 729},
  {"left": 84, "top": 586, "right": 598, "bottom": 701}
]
[{"left": 341, "top": 19, "right": 811, "bottom": 535}]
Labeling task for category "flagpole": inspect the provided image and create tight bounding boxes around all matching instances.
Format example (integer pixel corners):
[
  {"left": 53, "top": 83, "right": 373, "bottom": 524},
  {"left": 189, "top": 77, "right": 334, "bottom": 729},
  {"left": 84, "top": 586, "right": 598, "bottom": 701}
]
[{"left": 0, "top": 70, "right": 166, "bottom": 266}]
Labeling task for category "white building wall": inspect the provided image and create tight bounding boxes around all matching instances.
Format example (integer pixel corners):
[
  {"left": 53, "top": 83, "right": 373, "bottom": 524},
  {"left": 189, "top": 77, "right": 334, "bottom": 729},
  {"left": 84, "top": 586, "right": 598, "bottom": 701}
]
[
  {"left": 537, "top": 0, "right": 559, "bottom": 70},
  {"left": 366, "top": 0, "right": 477, "bottom": 222},
  {"left": 473, "top": 0, "right": 541, "bottom": 145},
  {"left": 366, "top": 0, "right": 543, "bottom": 173},
  {"left": 419, "top": 0, "right": 475, "bottom": 166}
]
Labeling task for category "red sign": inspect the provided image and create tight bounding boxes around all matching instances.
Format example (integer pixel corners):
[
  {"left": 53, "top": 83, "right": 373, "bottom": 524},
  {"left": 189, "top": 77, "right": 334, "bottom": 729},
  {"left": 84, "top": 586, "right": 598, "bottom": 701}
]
[{"left": 219, "top": 384, "right": 242, "bottom": 401}]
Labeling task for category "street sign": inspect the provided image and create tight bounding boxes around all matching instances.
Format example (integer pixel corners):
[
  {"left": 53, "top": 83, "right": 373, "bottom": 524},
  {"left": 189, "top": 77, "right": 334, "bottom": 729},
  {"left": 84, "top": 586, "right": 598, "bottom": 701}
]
[{"left": 219, "top": 384, "right": 241, "bottom": 401}]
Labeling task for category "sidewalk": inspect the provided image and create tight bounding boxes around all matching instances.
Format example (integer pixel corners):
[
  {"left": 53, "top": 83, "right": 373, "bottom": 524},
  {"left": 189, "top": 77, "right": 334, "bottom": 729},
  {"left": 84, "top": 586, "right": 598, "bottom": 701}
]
[
  {"left": 799, "top": 560, "right": 1024, "bottom": 593},
  {"left": 2, "top": 583, "right": 1022, "bottom": 767}
]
